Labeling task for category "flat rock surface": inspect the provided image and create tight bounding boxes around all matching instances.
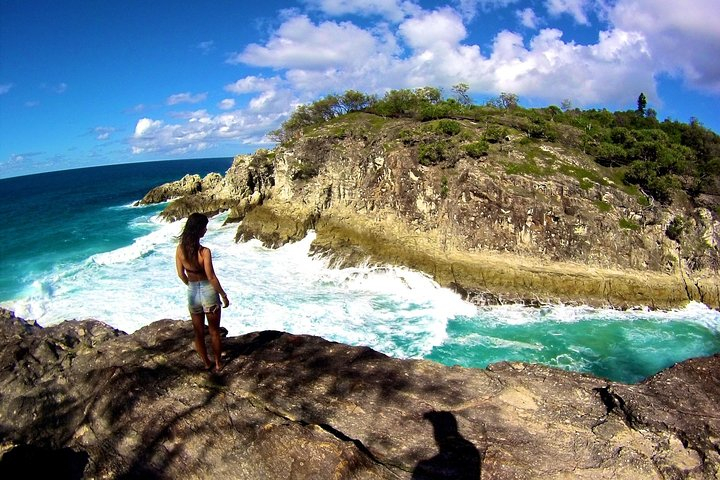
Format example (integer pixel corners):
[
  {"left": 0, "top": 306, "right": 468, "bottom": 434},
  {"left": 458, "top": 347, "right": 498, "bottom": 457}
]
[{"left": 1, "top": 308, "right": 718, "bottom": 479}]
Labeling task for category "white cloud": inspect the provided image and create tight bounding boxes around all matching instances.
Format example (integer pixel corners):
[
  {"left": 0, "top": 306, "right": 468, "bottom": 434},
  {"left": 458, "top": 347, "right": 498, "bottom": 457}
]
[
  {"left": 0, "top": 83, "right": 13, "bottom": 95},
  {"left": 609, "top": 0, "right": 720, "bottom": 93},
  {"left": 545, "top": 0, "right": 591, "bottom": 25},
  {"left": 302, "top": 0, "right": 420, "bottom": 22},
  {"left": 166, "top": 92, "right": 208, "bottom": 106},
  {"left": 134, "top": 118, "right": 163, "bottom": 137},
  {"left": 399, "top": 8, "right": 467, "bottom": 49},
  {"left": 517, "top": 7, "right": 540, "bottom": 29},
  {"left": 224, "top": 76, "right": 280, "bottom": 94},
  {"left": 130, "top": 109, "right": 285, "bottom": 155},
  {"left": 230, "top": 15, "right": 386, "bottom": 69},
  {"left": 94, "top": 126, "right": 116, "bottom": 141},
  {"left": 224, "top": 7, "right": 661, "bottom": 108},
  {"left": 455, "top": 0, "right": 519, "bottom": 21},
  {"left": 218, "top": 98, "right": 236, "bottom": 110}
]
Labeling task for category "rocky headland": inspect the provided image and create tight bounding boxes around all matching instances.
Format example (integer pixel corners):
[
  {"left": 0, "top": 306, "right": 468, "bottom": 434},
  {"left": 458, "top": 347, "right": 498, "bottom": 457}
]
[
  {"left": 1, "top": 308, "right": 719, "bottom": 479},
  {"left": 137, "top": 112, "right": 720, "bottom": 309}
]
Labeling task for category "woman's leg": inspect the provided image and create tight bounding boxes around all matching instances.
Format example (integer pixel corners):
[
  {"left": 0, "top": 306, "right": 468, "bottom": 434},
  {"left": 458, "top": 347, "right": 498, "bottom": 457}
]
[
  {"left": 191, "top": 312, "right": 212, "bottom": 369},
  {"left": 206, "top": 306, "right": 223, "bottom": 371}
]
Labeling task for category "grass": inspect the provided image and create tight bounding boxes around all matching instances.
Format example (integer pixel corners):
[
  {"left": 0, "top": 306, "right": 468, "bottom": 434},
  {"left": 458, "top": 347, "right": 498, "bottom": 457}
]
[
  {"left": 619, "top": 218, "right": 640, "bottom": 230},
  {"left": 595, "top": 200, "right": 612, "bottom": 212},
  {"left": 504, "top": 159, "right": 547, "bottom": 176}
]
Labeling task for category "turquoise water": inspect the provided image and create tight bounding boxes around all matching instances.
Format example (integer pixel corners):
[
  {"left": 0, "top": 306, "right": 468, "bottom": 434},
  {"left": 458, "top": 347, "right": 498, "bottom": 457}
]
[{"left": 1, "top": 158, "right": 718, "bottom": 383}]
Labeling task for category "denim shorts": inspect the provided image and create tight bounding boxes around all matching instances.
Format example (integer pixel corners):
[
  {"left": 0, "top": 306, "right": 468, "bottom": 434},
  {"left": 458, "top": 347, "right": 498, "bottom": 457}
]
[{"left": 187, "top": 280, "right": 220, "bottom": 314}]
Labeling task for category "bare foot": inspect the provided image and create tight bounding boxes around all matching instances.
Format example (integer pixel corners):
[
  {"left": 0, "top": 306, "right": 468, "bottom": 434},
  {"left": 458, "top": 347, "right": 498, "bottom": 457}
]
[{"left": 214, "top": 362, "right": 224, "bottom": 373}]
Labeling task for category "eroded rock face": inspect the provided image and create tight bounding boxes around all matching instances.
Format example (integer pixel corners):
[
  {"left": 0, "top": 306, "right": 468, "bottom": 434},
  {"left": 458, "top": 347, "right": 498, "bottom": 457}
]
[
  {"left": 1, "top": 308, "right": 719, "bottom": 479},
  {"left": 139, "top": 115, "right": 720, "bottom": 308}
]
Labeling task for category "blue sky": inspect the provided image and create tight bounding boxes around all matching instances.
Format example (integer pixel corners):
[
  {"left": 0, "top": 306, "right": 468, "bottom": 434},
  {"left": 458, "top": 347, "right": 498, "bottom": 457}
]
[{"left": 1, "top": 0, "right": 719, "bottom": 179}]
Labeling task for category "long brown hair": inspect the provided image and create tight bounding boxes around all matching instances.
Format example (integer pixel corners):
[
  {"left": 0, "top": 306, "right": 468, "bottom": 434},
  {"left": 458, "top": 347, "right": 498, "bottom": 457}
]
[{"left": 179, "top": 213, "right": 208, "bottom": 265}]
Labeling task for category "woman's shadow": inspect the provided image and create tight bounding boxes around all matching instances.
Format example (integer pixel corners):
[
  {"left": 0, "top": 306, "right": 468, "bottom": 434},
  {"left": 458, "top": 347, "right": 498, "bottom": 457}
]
[{"left": 411, "top": 411, "right": 482, "bottom": 479}]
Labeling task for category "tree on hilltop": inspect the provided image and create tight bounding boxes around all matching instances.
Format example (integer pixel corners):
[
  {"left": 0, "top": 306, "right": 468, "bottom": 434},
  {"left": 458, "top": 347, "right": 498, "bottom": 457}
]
[{"left": 637, "top": 93, "right": 647, "bottom": 116}]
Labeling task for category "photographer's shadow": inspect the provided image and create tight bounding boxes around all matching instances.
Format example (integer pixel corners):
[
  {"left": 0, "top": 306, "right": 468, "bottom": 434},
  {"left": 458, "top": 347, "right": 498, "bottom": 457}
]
[{"left": 411, "top": 411, "right": 481, "bottom": 479}]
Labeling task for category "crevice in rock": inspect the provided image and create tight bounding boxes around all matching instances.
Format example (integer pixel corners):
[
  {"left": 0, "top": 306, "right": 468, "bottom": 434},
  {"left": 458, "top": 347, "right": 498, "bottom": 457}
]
[
  {"left": 242, "top": 393, "right": 403, "bottom": 476},
  {"left": 594, "top": 386, "right": 639, "bottom": 429}
]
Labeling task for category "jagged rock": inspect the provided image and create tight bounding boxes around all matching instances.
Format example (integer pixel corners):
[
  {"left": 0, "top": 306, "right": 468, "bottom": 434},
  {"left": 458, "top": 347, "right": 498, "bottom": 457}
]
[
  {"left": 137, "top": 114, "right": 720, "bottom": 308},
  {"left": 1, "top": 308, "right": 719, "bottom": 479}
]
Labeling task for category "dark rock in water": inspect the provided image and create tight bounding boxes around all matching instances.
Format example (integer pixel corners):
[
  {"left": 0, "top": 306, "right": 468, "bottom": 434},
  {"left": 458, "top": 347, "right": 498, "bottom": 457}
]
[{"left": 1, "top": 307, "right": 718, "bottom": 479}]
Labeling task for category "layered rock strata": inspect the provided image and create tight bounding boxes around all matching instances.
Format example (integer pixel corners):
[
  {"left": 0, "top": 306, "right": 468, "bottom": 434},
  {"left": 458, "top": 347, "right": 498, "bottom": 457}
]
[
  {"left": 1, "top": 308, "right": 719, "bottom": 479},
  {"left": 139, "top": 114, "right": 720, "bottom": 308}
]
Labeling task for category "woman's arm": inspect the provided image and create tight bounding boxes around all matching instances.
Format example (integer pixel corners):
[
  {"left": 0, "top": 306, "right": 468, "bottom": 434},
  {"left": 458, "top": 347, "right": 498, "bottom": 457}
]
[
  {"left": 201, "top": 247, "right": 230, "bottom": 307},
  {"left": 175, "top": 245, "right": 189, "bottom": 285}
]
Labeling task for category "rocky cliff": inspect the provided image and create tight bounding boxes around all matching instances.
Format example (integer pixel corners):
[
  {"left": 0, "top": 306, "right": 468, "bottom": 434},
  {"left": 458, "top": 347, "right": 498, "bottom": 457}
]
[
  {"left": 1, "top": 308, "right": 719, "bottom": 479},
  {"left": 137, "top": 112, "right": 720, "bottom": 308}
]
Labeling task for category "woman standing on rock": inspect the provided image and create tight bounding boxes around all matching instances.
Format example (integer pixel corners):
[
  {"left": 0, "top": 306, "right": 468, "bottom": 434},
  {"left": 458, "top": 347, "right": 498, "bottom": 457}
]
[{"left": 175, "top": 213, "right": 229, "bottom": 372}]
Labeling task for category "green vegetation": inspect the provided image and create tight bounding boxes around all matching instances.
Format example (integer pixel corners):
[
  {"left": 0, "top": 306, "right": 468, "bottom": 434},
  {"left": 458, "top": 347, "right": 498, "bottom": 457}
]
[
  {"left": 465, "top": 140, "right": 489, "bottom": 158},
  {"left": 619, "top": 218, "right": 641, "bottom": 230},
  {"left": 271, "top": 86, "right": 720, "bottom": 211},
  {"left": 418, "top": 142, "right": 448, "bottom": 166},
  {"left": 440, "top": 176, "right": 449, "bottom": 198},
  {"left": 666, "top": 216, "right": 685, "bottom": 241},
  {"left": 594, "top": 200, "right": 612, "bottom": 213},
  {"left": 505, "top": 159, "right": 546, "bottom": 176}
]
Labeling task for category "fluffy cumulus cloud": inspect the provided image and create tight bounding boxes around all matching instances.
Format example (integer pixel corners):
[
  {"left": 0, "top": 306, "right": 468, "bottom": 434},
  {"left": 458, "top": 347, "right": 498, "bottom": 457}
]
[
  {"left": 230, "top": 15, "right": 387, "bottom": 70},
  {"left": 130, "top": 108, "right": 284, "bottom": 155},
  {"left": 609, "top": 0, "right": 720, "bottom": 93},
  {"left": 229, "top": 5, "right": 658, "bottom": 106}
]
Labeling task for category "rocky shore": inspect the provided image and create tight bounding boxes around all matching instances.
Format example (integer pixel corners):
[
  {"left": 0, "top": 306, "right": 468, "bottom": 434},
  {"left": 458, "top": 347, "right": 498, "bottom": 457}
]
[
  {"left": 1, "top": 308, "right": 719, "bottom": 479},
  {"left": 136, "top": 113, "right": 720, "bottom": 309}
]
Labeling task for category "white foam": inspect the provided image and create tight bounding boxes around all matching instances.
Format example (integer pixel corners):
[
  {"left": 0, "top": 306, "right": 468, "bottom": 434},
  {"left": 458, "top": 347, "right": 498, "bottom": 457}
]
[
  {"left": 5, "top": 206, "right": 720, "bottom": 365},
  {"left": 5, "top": 213, "right": 473, "bottom": 359}
]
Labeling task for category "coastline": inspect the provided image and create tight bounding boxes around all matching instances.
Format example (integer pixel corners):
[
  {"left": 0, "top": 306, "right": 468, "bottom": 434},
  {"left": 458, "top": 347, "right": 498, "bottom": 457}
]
[{"left": 238, "top": 200, "right": 720, "bottom": 311}]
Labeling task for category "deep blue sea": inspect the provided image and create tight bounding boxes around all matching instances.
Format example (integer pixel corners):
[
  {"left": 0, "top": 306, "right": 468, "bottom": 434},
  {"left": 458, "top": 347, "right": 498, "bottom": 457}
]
[{"left": 1, "top": 158, "right": 719, "bottom": 383}]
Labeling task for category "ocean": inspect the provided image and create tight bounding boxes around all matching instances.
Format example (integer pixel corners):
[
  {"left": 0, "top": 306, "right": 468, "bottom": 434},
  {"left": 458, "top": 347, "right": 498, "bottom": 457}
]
[{"left": 1, "top": 158, "right": 719, "bottom": 383}]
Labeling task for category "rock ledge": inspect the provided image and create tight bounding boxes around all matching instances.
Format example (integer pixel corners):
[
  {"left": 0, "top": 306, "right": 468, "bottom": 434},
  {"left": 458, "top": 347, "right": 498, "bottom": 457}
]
[{"left": 2, "top": 308, "right": 718, "bottom": 479}]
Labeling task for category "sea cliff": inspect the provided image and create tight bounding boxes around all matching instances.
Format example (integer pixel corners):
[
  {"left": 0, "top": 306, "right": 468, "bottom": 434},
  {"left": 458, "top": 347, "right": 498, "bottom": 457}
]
[
  {"left": 137, "top": 112, "right": 720, "bottom": 309},
  {"left": 1, "top": 308, "right": 719, "bottom": 479}
]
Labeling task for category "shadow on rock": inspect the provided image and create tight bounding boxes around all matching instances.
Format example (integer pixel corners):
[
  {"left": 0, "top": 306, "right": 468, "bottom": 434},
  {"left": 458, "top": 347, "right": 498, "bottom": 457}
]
[
  {"left": 411, "top": 411, "right": 481, "bottom": 480},
  {"left": 0, "top": 445, "right": 89, "bottom": 479}
]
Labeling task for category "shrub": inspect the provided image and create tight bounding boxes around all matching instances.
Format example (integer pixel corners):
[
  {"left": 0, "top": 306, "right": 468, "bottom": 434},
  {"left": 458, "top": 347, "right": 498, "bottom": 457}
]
[
  {"left": 418, "top": 142, "right": 447, "bottom": 166},
  {"left": 666, "top": 216, "right": 684, "bottom": 241},
  {"left": 436, "top": 119, "right": 462, "bottom": 136},
  {"left": 291, "top": 160, "right": 321, "bottom": 180},
  {"left": 485, "top": 125, "right": 508, "bottom": 143},
  {"left": 465, "top": 140, "right": 490, "bottom": 158},
  {"left": 593, "top": 142, "right": 628, "bottom": 166}
]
